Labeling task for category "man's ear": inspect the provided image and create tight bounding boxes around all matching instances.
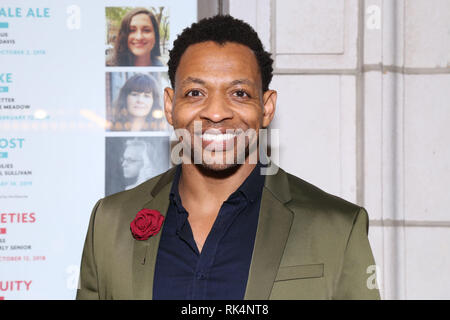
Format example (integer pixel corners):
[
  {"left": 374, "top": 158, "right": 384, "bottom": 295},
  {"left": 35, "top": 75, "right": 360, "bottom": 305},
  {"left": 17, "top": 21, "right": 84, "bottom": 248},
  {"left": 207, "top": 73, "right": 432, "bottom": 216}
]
[
  {"left": 262, "top": 89, "right": 277, "bottom": 128},
  {"left": 164, "top": 87, "right": 175, "bottom": 126}
]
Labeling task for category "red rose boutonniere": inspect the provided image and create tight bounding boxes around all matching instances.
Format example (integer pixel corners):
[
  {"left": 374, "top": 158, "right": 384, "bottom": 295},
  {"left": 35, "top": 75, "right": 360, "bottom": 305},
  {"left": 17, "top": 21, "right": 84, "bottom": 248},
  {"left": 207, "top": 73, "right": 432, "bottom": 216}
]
[{"left": 130, "top": 209, "right": 164, "bottom": 241}]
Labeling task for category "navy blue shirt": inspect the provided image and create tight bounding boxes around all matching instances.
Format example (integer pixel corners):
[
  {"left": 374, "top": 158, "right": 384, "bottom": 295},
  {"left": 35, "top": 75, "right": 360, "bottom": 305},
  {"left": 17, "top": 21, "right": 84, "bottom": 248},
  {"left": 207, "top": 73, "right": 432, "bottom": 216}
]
[{"left": 153, "top": 164, "right": 265, "bottom": 300}]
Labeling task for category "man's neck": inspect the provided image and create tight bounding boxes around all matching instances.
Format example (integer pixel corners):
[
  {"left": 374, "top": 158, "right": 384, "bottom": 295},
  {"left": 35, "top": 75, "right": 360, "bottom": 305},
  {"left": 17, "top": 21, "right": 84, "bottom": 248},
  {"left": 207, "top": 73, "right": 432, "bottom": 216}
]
[{"left": 178, "top": 162, "right": 257, "bottom": 215}]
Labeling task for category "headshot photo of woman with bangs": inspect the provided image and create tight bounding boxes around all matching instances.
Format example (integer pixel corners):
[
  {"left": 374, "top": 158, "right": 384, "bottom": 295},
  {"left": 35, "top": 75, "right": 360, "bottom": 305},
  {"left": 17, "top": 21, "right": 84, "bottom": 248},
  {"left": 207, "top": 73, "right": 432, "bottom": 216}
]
[
  {"left": 107, "top": 7, "right": 164, "bottom": 67},
  {"left": 106, "top": 73, "right": 167, "bottom": 131}
]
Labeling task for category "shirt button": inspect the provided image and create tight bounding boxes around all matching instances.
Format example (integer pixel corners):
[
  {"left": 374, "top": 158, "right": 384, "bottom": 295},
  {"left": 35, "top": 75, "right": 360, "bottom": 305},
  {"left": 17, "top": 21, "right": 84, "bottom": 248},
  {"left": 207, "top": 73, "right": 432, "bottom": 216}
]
[{"left": 196, "top": 272, "right": 206, "bottom": 280}]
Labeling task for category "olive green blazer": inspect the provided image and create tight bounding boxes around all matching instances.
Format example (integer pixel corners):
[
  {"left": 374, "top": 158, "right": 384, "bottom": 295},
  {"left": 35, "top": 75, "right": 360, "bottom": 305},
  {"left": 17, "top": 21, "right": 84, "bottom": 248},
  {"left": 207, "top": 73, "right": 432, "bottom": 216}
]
[{"left": 76, "top": 165, "right": 380, "bottom": 300}]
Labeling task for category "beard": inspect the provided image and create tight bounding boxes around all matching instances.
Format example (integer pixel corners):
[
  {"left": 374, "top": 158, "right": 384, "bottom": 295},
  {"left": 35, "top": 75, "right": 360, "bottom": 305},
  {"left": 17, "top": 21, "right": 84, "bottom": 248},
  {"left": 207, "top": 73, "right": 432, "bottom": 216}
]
[
  {"left": 173, "top": 121, "right": 260, "bottom": 172},
  {"left": 191, "top": 130, "right": 258, "bottom": 172}
]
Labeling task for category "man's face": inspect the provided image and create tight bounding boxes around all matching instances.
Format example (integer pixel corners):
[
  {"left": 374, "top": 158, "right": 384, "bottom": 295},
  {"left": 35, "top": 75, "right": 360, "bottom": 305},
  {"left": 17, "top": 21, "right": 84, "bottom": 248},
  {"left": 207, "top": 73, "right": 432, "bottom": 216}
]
[{"left": 164, "top": 41, "right": 276, "bottom": 171}]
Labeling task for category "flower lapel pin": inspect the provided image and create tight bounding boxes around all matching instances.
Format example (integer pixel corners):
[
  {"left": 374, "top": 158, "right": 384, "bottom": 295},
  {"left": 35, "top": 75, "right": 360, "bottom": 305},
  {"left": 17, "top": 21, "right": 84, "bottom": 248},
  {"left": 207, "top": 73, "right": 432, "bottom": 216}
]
[{"left": 130, "top": 209, "right": 164, "bottom": 241}]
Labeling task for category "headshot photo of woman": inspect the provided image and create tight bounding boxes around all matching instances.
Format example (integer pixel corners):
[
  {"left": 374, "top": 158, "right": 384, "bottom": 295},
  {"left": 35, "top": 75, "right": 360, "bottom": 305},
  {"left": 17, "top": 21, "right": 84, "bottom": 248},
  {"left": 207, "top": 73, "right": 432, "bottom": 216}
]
[
  {"left": 106, "top": 72, "right": 168, "bottom": 131},
  {"left": 105, "top": 136, "right": 170, "bottom": 196},
  {"left": 106, "top": 7, "right": 169, "bottom": 66}
]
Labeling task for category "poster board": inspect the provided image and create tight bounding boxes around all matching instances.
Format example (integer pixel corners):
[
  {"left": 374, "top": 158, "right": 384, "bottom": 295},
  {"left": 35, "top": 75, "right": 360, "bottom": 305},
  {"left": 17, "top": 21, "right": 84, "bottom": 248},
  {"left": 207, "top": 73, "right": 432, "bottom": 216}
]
[{"left": 0, "top": 0, "right": 197, "bottom": 299}]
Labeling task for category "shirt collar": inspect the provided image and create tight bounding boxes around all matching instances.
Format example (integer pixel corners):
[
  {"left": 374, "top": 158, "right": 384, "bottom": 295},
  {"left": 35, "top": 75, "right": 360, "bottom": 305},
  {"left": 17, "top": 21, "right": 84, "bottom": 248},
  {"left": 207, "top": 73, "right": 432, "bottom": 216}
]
[
  {"left": 169, "top": 162, "right": 266, "bottom": 208},
  {"left": 234, "top": 162, "right": 265, "bottom": 203}
]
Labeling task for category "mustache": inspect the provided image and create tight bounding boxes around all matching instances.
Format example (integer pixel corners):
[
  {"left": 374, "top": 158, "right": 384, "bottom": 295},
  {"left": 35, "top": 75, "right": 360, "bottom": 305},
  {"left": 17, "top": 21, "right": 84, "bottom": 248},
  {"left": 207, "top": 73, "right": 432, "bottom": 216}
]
[{"left": 185, "top": 121, "right": 247, "bottom": 135}]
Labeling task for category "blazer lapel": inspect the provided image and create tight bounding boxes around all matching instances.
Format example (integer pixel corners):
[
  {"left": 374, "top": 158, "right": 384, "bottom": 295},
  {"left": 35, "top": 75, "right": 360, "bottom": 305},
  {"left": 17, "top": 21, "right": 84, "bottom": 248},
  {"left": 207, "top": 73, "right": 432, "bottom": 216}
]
[
  {"left": 244, "top": 166, "right": 294, "bottom": 299},
  {"left": 131, "top": 167, "right": 176, "bottom": 300}
]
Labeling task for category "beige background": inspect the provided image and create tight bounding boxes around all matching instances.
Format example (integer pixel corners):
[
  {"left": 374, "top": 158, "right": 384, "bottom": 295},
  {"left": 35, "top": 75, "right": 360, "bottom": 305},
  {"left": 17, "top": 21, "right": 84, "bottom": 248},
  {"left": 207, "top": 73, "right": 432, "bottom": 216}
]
[{"left": 198, "top": 0, "right": 450, "bottom": 299}]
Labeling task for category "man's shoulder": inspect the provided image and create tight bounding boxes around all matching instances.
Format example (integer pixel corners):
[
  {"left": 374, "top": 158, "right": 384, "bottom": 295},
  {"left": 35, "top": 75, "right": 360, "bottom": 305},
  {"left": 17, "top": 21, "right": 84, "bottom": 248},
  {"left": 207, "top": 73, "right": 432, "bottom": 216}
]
[
  {"left": 285, "top": 170, "right": 359, "bottom": 210},
  {"left": 278, "top": 168, "right": 364, "bottom": 223},
  {"left": 276, "top": 168, "right": 371, "bottom": 256}
]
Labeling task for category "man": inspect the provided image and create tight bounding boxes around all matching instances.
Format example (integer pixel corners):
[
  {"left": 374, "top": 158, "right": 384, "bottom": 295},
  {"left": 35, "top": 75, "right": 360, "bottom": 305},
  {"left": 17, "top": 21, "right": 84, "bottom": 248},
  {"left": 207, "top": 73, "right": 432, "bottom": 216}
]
[{"left": 77, "top": 15, "right": 380, "bottom": 300}]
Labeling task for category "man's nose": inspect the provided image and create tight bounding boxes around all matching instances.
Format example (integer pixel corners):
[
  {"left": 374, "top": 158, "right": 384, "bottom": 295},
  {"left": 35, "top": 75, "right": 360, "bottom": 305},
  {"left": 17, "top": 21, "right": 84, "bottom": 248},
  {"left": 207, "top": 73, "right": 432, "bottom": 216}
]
[{"left": 199, "top": 92, "right": 233, "bottom": 123}]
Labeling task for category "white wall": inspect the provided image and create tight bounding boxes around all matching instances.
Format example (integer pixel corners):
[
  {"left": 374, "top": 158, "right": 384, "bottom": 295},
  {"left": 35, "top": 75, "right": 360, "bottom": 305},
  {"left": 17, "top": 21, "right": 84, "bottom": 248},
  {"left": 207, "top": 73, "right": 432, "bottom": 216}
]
[{"left": 225, "top": 0, "right": 450, "bottom": 299}]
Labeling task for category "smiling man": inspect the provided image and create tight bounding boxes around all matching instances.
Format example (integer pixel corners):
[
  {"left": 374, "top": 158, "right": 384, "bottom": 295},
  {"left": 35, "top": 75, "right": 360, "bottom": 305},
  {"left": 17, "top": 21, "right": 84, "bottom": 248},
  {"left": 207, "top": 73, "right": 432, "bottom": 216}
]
[{"left": 77, "top": 15, "right": 380, "bottom": 300}]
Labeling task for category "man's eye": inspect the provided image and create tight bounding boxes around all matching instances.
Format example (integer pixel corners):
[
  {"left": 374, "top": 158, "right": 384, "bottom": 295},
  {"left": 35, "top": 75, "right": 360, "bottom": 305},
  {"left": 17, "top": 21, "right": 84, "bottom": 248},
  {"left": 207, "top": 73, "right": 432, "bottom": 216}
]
[
  {"left": 186, "top": 90, "right": 203, "bottom": 97},
  {"left": 233, "top": 90, "right": 250, "bottom": 98}
]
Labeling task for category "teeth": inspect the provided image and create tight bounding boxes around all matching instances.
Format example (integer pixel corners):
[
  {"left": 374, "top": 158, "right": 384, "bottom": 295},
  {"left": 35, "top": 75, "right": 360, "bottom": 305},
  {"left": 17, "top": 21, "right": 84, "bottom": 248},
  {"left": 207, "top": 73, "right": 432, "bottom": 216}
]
[{"left": 202, "top": 133, "right": 236, "bottom": 142}]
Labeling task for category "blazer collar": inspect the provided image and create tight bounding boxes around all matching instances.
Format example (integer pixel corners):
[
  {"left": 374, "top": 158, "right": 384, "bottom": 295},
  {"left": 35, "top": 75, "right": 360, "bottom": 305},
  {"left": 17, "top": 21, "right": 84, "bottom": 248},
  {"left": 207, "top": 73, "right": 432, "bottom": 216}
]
[
  {"left": 150, "top": 164, "right": 291, "bottom": 203},
  {"left": 244, "top": 163, "right": 294, "bottom": 299},
  {"left": 132, "top": 163, "right": 293, "bottom": 300},
  {"left": 131, "top": 167, "right": 176, "bottom": 299},
  {"left": 151, "top": 166, "right": 177, "bottom": 198}
]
